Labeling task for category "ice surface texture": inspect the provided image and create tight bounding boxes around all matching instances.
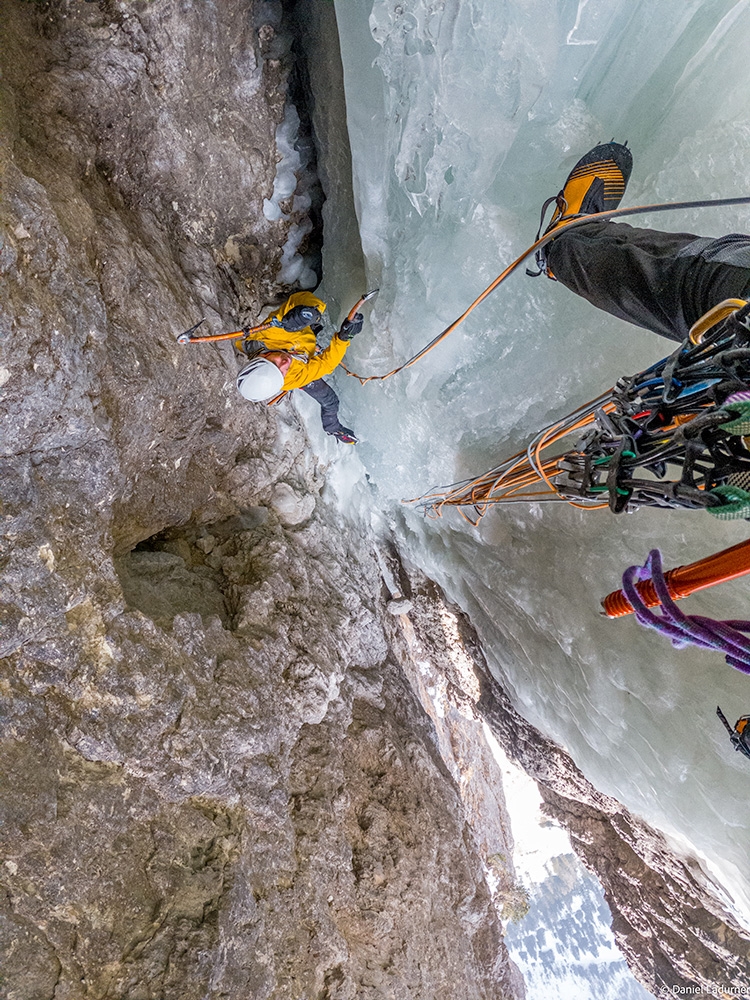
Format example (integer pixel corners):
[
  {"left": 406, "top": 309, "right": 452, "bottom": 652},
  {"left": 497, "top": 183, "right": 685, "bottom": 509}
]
[{"left": 332, "top": 0, "right": 750, "bottom": 924}]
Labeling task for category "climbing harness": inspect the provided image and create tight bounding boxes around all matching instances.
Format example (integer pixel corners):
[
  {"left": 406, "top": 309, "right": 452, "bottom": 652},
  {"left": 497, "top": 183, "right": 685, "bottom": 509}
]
[
  {"left": 409, "top": 299, "right": 750, "bottom": 523},
  {"left": 717, "top": 706, "right": 750, "bottom": 760}
]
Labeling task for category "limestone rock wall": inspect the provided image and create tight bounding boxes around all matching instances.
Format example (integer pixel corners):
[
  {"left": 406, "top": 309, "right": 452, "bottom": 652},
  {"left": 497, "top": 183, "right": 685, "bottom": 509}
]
[
  {"left": 5, "top": 1, "right": 747, "bottom": 997},
  {"left": 0, "top": 2, "right": 520, "bottom": 997}
]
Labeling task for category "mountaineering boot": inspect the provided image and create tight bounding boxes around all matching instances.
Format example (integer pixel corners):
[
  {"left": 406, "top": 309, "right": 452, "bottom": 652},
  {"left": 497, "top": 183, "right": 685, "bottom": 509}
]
[
  {"left": 528, "top": 140, "right": 633, "bottom": 278},
  {"left": 545, "top": 141, "right": 633, "bottom": 232},
  {"left": 331, "top": 428, "right": 357, "bottom": 444}
]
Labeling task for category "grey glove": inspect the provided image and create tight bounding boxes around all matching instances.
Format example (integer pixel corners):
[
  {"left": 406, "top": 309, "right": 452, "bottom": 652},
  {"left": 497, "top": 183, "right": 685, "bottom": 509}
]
[
  {"left": 280, "top": 305, "right": 323, "bottom": 332},
  {"left": 338, "top": 312, "right": 364, "bottom": 341}
]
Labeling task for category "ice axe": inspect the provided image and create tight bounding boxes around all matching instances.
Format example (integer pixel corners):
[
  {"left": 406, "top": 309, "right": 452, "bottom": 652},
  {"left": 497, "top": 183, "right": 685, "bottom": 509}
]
[
  {"left": 717, "top": 706, "right": 750, "bottom": 760},
  {"left": 176, "top": 318, "right": 206, "bottom": 343},
  {"left": 176, "top": 317, "right": 280, "bottom": 345},
  {"left": 347, "top": 288, "right": 378, "bottom": 322}
]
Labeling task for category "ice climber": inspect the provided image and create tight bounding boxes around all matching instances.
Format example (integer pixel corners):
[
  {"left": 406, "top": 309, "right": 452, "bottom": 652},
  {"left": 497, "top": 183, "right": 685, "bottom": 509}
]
[
  {"left": 531, "top": 141, "right": 750, "bottom": 343},
  {"left": 234, "top": 291, "right": 363, "bottom": 444}
]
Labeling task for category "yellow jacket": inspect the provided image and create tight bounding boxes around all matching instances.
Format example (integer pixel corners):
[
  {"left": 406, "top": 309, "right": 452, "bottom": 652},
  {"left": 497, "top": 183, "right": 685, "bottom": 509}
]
[
  {"left": 281, "top": 335, "right": 349, "bottom": 391},
  {"left": 241, "top": 292, "right": 349, "bottom": 393},
  {"left": 246, "top": 292, "right": 327, "bottom": 357}
]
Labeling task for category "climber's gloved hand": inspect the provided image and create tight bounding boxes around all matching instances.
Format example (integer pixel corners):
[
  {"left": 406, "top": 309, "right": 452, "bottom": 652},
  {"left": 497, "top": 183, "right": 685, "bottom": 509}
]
[
  {"left": 279, "top": 305, "right": 322, "bottom": 332},
  {"left": 338, "top": 312, "right": 364, "bottom": 341}
]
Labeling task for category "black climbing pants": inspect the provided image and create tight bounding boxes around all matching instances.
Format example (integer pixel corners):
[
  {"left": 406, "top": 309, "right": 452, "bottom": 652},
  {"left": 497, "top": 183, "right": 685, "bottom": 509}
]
[
  {"left": 546, "top": 221, "right": 750, "bottom": 342},
  {"left": 301, "top": 378, "right": 350, "bottom": 436}
]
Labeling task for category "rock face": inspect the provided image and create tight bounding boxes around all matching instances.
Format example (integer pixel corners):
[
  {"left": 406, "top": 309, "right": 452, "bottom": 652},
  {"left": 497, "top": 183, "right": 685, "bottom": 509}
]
[
  {"left": 389, "top": 567, "right": 750, "bottom": 993},
  {"left": 476, "top": 668, "right": 750, "bottom": 994},
  {"left": 0, "top": 2, "right": 520, "bottom": 997}
]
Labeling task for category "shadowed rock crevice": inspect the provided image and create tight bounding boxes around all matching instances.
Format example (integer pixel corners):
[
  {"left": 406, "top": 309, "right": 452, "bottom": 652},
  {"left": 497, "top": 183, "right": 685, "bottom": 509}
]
[
  {"left": 114, "top": 491, "right": 335, "bottom": 638},
  {"left": 115, "top": 509, "right": 273, "bottom": 630}
]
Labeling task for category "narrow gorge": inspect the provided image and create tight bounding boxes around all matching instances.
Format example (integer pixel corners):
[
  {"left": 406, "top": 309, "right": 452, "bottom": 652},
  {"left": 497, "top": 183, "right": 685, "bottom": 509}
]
[{"left": 1, "top": 2, "right": 749, "bottom": 997}]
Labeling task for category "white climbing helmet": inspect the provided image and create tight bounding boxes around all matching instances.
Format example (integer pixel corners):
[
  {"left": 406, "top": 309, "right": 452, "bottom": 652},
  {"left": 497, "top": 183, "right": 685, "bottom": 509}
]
[{"left": 236, "top": 357, "right": 285, "bottom": 402}]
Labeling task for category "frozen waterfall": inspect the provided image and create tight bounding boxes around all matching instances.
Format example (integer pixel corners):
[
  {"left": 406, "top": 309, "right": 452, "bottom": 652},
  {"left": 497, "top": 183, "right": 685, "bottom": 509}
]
[{"left": 321, "top": 0, "right": 750, "bottom": 934}]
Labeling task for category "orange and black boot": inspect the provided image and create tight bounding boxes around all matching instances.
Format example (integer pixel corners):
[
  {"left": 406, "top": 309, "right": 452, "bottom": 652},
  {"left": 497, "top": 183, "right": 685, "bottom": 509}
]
[{"left": 528, "top": 141, "right": 633, "bottom": 278}]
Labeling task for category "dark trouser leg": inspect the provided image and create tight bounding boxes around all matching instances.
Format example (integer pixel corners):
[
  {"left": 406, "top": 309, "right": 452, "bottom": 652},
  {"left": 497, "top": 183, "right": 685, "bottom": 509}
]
[
  {"left": 546, "top": 221, "right": 750, "bottom": 342},
  {"left": 301, "top": 378, "right": 352, "bottom": 435}
]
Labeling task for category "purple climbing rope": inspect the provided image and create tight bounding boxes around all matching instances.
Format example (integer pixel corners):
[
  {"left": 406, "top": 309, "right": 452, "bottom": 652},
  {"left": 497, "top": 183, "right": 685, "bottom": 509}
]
[{"left": 621, "top": 549, "right": 750, "bottom": 674}]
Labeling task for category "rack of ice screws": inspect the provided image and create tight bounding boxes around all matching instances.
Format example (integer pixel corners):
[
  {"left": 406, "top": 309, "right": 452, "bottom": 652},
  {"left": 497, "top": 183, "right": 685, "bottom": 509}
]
[
  {"left": 554, "top": 300, "right": 750, "bottom": 515},
  {"left": 412, "top": 300, "right": 750, "bottom": 523}
]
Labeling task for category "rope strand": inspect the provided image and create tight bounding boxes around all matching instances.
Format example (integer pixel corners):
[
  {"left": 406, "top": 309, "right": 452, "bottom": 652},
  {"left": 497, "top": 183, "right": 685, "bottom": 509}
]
[
  {"left": 344, "top": 195, "right": 750, "bottom": 384},
  {"left": 621, "top": 550, "right": 750, "bottom": 674}
]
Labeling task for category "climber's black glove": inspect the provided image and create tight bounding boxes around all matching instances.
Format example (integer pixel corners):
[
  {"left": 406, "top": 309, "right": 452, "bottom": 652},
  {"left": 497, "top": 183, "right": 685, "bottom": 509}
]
[
  {"left": 338, "top": 312, "right": 364, "bottom": 341},
  {"left": 279, "top": 305, "right": 323, "bottom": 332}
]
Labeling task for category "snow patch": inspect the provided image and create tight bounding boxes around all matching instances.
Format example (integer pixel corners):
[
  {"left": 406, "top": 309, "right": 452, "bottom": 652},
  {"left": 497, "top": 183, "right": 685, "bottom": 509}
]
[{"left": 263, "top": 104, "right": 318, "bottom": 289}]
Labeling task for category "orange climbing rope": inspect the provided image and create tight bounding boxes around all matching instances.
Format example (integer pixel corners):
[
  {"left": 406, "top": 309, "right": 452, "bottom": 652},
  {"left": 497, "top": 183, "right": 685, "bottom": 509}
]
[{"left": 342, "top": 194, "right": 750, "bottom": 385}]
